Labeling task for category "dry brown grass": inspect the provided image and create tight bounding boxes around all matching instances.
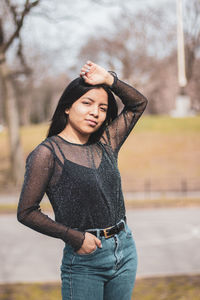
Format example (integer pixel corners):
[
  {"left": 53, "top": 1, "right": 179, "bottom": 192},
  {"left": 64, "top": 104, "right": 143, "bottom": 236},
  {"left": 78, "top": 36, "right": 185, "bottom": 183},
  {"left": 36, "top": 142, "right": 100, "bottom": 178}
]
[
  {"left": 119, "top": 131, "right": 200, "bottom": 191},
  {"left": 0, "top": 116, "right": 200, "bottom": 193},
  {"left": 118, "top": 115, "right": 200, "bottom": 191},
  {"left": 0, "top": 274, "right": 200, "bottom": 300}
]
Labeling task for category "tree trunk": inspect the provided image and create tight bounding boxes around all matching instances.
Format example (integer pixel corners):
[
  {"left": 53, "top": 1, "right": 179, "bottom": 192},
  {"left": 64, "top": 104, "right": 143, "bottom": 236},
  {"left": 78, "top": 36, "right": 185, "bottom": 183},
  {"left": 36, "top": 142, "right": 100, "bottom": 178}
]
[
  {"left": 0, "top": 55, "right": 25, "bottom": 186},
  {"left": 19, "top": 92, "right": 32, "bottom": 126}
]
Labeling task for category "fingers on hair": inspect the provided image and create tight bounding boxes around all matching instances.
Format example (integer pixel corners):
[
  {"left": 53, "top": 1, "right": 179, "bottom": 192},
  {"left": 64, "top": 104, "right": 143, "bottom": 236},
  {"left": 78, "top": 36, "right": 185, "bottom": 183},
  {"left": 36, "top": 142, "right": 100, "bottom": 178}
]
[{"left": 87, "top": 60, "right": 93, "bottom": 66}]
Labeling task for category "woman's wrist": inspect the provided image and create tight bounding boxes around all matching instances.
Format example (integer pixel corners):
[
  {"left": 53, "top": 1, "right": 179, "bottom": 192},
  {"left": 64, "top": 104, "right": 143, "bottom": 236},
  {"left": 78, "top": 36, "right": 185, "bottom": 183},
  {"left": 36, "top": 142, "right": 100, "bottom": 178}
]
[
  {"left": 105, "top": 72, "right": 114, "bottom": 86},
  {"left": 106, "top": 71, "right": 118, "bottom": 88}
]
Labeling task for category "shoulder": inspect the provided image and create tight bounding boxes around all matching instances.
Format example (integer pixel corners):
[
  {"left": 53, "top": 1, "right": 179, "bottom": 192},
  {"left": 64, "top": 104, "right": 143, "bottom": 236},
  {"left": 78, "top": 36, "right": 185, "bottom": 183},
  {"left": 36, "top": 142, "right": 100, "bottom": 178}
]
[{"left": 26, "top": 137, "right": 55, "bottom": 164}]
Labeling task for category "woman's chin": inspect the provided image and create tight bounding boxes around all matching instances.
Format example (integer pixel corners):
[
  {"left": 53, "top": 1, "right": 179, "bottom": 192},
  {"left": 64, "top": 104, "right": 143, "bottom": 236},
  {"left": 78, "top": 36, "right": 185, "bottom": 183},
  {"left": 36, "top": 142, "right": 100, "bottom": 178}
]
[{"left": 80, "top": 126, "right": 100, "bottom": 135}]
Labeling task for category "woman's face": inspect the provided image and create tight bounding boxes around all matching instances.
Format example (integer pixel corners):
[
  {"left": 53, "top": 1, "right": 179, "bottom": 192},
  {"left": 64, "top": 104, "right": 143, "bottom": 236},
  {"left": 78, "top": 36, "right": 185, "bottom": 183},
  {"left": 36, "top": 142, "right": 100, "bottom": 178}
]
[{"left": 65, "top": 88, "right": 108, "bottom": 139}]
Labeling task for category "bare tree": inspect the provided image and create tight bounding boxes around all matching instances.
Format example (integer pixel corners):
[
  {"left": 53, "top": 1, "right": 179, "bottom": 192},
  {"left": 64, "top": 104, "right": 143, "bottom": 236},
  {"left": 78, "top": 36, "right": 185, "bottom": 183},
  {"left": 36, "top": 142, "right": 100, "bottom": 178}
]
[{"left": 0, "top": 0, "right": 40, "bottom": 185}]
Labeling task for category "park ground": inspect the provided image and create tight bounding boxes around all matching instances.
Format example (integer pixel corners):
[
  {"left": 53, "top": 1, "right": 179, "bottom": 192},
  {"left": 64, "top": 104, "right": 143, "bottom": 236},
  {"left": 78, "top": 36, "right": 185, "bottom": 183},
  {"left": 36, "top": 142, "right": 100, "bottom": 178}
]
[{"left": 0, "top": 275, "right": 200, "bottom": 300}]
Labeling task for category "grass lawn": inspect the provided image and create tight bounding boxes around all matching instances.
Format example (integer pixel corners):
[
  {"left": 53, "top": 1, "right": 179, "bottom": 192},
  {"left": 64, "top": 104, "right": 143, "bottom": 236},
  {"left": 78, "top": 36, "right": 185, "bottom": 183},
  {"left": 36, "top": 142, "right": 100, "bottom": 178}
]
[
  {"left": 118, "top": 115, "right": 200, "bottom": 192},
  {"left": 0, "top": 115, "right": 200, "bottom": 193},
  {"left": 0, "top": 274, "right": 200, "bottom": 300},
  {"left": 1, "top": 197, "right": 200, "bottom": 215}
]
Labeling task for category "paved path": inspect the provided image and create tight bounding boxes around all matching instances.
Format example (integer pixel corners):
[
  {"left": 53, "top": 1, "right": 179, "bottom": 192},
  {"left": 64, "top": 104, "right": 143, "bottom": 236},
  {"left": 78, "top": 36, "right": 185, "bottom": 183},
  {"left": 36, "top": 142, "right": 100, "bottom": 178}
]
[{"left": 0, "top": 207, "right": 200, "bottom": 283}]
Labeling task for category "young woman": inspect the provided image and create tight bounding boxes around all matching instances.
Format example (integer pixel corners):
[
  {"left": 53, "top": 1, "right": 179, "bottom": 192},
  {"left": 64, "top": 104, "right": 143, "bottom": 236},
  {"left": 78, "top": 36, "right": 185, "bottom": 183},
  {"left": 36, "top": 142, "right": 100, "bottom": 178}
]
[{"left": 17, "top": 61, "right": 148, "bottom": 300}]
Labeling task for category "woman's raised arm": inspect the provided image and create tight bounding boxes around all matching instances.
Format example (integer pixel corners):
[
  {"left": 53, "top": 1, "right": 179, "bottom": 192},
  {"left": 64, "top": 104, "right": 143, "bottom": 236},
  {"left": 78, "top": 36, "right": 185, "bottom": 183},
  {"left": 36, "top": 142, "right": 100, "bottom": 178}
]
[
  {"left": 101, "top": 77, "right": 148, "bottom": 154},
  {"left": 80, "top": 60, "right": 148, "bottom": 154}
]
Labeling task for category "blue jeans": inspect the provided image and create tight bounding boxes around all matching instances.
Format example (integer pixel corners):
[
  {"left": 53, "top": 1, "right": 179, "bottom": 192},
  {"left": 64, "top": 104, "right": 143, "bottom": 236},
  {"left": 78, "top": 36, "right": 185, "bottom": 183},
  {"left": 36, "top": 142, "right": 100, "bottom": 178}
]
[{"left": 60, "top": 221, "right": 138, "bottom": 300}]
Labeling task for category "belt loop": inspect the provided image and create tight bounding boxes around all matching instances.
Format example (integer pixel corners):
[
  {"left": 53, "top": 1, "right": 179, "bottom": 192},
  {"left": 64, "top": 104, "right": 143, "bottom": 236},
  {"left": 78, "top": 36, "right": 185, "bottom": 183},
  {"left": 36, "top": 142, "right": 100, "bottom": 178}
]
[
  {"left": 96, "top": 229, "right": 100, "bottom": 239},
  {"left": 121, "top": 218, "right": 127, "bottom": 233}
]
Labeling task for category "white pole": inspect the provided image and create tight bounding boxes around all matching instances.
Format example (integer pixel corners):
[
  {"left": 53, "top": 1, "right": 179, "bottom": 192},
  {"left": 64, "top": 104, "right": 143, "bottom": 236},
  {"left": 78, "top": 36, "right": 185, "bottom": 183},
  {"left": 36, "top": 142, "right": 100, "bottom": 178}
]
[
  {"left": 176, "top": 0, "right": 187, "bottom": 87},
  {"left": 171, "top": 0, "right": 194, "bottom": 116}
]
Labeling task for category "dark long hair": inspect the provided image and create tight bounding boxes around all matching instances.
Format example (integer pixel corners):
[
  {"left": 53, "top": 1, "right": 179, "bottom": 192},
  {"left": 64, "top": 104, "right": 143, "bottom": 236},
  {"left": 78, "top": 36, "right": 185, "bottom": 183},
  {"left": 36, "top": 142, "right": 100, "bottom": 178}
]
[{"left": 46, "top": 76, "right": 118, "bottom": 143}]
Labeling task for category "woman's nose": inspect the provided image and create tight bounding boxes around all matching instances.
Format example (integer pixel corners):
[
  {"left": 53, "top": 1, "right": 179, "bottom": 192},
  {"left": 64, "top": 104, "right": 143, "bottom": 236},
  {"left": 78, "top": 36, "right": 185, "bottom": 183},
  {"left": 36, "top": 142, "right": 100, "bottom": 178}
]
[{"left": 90, "top": 106, "right": 99, "bottom": 117}]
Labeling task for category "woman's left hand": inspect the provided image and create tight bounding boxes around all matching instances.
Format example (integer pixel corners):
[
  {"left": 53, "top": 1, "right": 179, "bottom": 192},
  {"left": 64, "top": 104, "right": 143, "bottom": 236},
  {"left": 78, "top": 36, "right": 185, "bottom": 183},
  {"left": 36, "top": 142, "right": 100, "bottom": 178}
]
[{"left": 80, "top": 61, "right": 114, "bottom": 86}]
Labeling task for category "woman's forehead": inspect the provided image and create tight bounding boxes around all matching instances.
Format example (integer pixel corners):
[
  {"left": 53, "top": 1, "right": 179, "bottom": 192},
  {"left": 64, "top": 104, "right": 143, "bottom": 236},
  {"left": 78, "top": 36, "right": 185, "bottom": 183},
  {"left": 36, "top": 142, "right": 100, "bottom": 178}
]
[{"left": 81, "top": 88, "right": 108, "bottom": 104}]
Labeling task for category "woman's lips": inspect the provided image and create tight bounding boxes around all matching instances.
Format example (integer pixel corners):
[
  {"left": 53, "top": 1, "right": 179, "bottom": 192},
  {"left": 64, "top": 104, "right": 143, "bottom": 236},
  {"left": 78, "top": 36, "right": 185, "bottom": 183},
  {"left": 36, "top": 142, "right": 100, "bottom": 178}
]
[{"left": 85, "top": 119, "right": 98, "bottom": 127}]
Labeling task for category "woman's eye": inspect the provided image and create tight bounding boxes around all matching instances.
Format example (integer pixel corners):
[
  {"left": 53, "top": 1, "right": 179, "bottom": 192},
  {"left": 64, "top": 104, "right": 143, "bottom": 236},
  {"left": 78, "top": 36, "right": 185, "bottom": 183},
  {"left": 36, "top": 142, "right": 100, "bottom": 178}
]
[
  {"left": 83, "top": 101, "right": 90, "bottom": 105},
  {"left": 100, "top": 107, "right": 107, "bottom": 112}
]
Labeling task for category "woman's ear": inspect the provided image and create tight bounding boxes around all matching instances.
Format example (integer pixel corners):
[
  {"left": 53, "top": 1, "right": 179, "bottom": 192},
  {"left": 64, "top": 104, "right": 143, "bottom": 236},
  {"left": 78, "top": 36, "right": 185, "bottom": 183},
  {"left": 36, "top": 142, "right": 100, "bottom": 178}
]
[{"left": 65, "top": 108, "right": 69, "bottom": 114}]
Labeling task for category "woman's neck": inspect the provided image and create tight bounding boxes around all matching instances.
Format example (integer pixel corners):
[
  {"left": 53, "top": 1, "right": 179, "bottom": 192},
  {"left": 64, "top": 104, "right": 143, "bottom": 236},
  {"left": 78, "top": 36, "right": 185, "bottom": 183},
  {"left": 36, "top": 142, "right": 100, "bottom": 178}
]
[{"left": 58, "top": 127, "right": 89, "bottom": 145}]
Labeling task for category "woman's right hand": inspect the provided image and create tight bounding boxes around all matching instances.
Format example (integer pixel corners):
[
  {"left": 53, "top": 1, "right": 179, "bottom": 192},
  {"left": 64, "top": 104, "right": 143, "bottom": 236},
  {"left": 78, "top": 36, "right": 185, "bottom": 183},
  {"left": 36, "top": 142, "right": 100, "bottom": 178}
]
[
  {"left": 80, "top": 61, "right": 114, "bottom": 87},
  {"left": 76, "top": 232, "right": 102, "bottom": 254}
]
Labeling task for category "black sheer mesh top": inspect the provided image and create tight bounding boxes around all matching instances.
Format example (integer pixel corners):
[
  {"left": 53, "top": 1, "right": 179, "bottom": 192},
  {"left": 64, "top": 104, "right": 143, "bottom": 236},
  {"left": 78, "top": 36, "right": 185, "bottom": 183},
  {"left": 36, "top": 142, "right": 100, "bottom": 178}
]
[{"left": 17, "top": 78, "right": 148, "bottom": 251}]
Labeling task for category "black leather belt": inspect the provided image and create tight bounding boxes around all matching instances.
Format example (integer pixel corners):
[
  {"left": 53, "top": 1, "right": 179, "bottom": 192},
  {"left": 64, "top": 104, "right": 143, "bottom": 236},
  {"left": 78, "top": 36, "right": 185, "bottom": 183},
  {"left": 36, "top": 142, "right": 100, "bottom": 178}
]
[{"left": 86, "top": 217, "right": 126, "bottom": 239}]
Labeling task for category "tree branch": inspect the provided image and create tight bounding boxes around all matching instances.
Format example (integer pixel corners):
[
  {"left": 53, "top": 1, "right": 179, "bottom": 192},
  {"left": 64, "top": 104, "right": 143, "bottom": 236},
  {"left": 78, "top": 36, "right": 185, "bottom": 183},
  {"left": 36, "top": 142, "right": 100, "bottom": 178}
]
[
  {"left": 3, "top": 0, "right": 40, "bottom": 53},
  {"left": 0, "top": 18, "right": 4, "bottom": 46},
  {"left": 92, "top": 0, "right": 121, "bottom": 6},
  {"left": 30, "top": 10, "right": 82, "bottom": 24},
  {"left": 16, "top": 36, "right": 31, "bottom": 75}
]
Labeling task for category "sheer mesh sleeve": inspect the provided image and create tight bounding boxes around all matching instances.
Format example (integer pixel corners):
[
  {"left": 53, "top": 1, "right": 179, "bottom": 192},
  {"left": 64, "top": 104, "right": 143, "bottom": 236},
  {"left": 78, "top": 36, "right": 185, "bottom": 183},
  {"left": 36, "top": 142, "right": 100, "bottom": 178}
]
[
  {"left": 17, "top": 144, "right": 85, "bottom": 251},
  {"left": 101, "top": 78, "right": 148, "bottom": 154}
]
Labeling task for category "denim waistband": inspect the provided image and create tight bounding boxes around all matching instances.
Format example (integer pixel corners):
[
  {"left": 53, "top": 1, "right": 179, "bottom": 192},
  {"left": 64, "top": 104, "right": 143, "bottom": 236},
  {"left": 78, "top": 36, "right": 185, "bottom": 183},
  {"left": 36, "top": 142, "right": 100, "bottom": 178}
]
[
  {"left": 83, "top": 217, "right": 127, "bottom": 239},
  {"left": 73, "top": 216, "right": 126, "bottom": 233}
]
